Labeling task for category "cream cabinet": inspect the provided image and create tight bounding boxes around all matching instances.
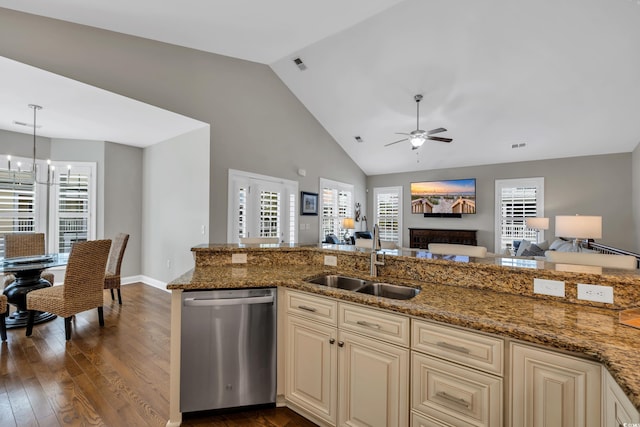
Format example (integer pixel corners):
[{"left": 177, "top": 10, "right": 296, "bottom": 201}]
[
  {"left": 284, "top": 290, "right": 409, "bottom": 427},
  {"left": 603, "top": 368, "right": 640, "bottom": 426},
  {"left": 510, "top": 343, "right": 602, "bottom": 427},
  {"left": 285, "top": 314, "right": 338, "bottom": 425},
  {"left": 411, "top": 319, "right": 504, "bottom": 427},
  {"left": 284, "top": 291, "right": 338, "bottom": 425}
]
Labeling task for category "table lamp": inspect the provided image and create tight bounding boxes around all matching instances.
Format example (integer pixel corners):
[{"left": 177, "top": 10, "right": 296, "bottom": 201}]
[
  {"left": 525, "top": 217, "right": 549, "bottom": 243},
  {"left": 341, "top": 217, "right": 355, "bottom": 243},
  {"left": 555, "top": 215, "right": 602, "bottom": 252}
]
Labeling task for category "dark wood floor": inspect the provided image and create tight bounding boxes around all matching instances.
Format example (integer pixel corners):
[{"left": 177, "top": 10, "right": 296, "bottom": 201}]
[{"left": 0, "top": 283, "right": 316, "bottom": 427}]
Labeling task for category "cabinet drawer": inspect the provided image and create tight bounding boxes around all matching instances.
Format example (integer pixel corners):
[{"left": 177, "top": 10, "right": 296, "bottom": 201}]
[
  {"left": 286, "top": 290, "right": 337, "bottom": 325},
  {"left": 412, "top": 319, "right": 503, "bottom": 375},
  {"left": 412, "top": 352, "right": 503, "bottom": 427},
  {"left": 339, "top": 302, "right": 409, "bottom": 346},
  {"left": 411, "top": 411, "right": 456, "bottom": 427}
]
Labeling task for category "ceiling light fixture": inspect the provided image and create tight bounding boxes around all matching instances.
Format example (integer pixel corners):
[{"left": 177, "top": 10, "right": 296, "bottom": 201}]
[{"left": 409, "top": 133, "right": 426, "bottom": 148}]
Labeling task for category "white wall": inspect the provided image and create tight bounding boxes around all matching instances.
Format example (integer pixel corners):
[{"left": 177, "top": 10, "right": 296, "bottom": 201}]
[
  {"left": 368, "top": 153, "right": 636, "bottom": 252},
  {"left": 142, "top": 127, "right": 209, "bottom": 283}
]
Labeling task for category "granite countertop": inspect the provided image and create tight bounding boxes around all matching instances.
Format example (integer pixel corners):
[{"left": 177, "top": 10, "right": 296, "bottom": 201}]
[{"left": 169, "top": 260, "right": 640, "bottom": 409}]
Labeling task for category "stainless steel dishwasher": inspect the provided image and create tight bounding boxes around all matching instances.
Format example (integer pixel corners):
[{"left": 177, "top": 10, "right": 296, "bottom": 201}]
[{"left": 180, "top": 288, "right": 276, "bottom": 413}]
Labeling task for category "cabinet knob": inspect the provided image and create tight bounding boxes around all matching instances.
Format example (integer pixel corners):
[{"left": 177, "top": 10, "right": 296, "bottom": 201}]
[
  {"left": 338, "top": 341, "right": 344, "bottom": 347},
  {"left": 329, "top": 338, "right": 335, "bottom": 344}
]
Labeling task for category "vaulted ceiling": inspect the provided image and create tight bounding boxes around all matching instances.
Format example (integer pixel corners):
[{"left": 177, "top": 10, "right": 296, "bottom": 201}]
[{"left": 1, "top": 0, "right": 639, "bottom": 175}]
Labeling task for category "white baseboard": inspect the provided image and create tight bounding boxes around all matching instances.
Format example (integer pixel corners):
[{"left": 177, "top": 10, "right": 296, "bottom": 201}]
[{"left": 122, "top": 275, "right": 169, "bottom": 292}]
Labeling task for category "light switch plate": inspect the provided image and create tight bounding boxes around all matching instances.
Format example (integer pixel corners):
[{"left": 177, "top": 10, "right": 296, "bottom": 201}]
[
  {"left": 324, "top": 255, "right": 337, "bottom": 266},
  {"left": 231, "top": 253, "right": 247, "bottom": 264},
  {"left": 577, "top": 283, "right": 614, "bottom": 304},
  {"left": 533, "top": 278, "right": 565, "bottom": 297}
]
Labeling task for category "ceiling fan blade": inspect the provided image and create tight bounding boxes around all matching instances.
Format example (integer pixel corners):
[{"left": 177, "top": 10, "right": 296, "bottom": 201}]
[
  {"left": 394, "top": 132, "right": 410, "bottom": 136},
  {"left": 385, "top": 138, "right": 408, "bottom": 147},
  {"left": 428, "top": 127, "right": 447, "bottom": 135},
  {"left": 428, "top": 136, "right": 453, "bottom": 143}
]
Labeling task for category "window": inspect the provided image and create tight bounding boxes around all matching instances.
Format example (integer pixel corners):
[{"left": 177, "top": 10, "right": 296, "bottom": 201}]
[
  {"left": 228, "top": 169, "right": 298, "bottom": 243},
  {"left": 495, "top": 178, "right": 544, "bottom": 253},
  {"left": 0, "top": 156, "right": 96, "bottom": 256},
  {"left": 319, "top": 178, "right": 354, "bottom": 242},
  {"left": 52, "top": 164, "right": 95, "bottom": 253},
  {"left": 373, "top": 186, "right": 403, "bottom": 247}
]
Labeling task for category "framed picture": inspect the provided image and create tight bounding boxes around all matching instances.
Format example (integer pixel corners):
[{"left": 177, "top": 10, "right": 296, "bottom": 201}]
[{"left": 300, "top": 191, "right": 318, "bottom": 215}]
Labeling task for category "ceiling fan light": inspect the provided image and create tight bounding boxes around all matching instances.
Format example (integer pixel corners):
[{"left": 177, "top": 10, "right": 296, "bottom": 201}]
[{"left": 409, "top": 135, "right": 425, "bottom": 148}]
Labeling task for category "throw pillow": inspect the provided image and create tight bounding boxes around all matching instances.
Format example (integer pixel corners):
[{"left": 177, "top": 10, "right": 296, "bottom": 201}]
[
  {"left": 515, "top": 239, "right": 532, "bottom": 257},
  {"left": 549, "top": 238, "right": 569, "bottom": 251},
  {"left": 536, "top": 240, "right": 550, "bottom": 251},
  {"left": 521, "top": 244, "right": 545, "bottom": 257}
]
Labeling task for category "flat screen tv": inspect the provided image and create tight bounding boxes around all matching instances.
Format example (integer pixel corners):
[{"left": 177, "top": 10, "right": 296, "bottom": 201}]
[{"left": 410, "top": 178, "right": 476, "bottom": 217}]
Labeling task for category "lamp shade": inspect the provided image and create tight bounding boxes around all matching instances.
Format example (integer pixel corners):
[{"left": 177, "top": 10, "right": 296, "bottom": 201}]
[
  {"left": 525, "top": 217, "right": 549, "bottom": 230},
  {"left": 341, "top": 217, "right": 355, "bottom": 229},
  {"left": 555, "top": 215, "right": 602, "bottom": 239}
]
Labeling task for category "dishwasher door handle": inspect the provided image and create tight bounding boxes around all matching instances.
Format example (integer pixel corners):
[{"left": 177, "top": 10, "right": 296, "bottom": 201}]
[{"left": 184, "top": 295, "right": 274, "bottom": 307}]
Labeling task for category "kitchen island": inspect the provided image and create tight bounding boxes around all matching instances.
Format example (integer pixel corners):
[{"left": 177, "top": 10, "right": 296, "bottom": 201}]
[{"left": 166, "top": 244, "right": 640, "bottom": 426}]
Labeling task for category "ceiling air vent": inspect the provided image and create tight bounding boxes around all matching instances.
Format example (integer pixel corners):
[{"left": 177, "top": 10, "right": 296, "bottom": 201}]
[
  {"left": 13, "top": 120, "right": 41, "bottom": 128},
  {"left": 293, "top": 57, "right": 307, "bottom": 71},
  {"left": 511, "top": 142, "right": 526, "bottom": 149},
  {"left": 354, "top": 136, "right": 363, "bottom": 143}
]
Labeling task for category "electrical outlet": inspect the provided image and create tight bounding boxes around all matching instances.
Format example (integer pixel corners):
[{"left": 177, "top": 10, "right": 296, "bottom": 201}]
[
  {"left": 232, "top": 253, "right": 247, "bottom": 264},
  {"left": 324, "top": 255, "right": 337, "bottom": 266},
  {"left": 577, "top": 283, "right": 614, "bottom": 304},
  {"left": 533, "top": 278, "right": 565, "bottom": 297}
]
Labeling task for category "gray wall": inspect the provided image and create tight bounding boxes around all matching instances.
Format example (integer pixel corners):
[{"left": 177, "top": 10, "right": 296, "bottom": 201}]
[
  {"left": 142, "top": 127, "right": 209, "bottom": 283},
  {"left": 104, "top": 142, "right": 143, "bottom": 278},
  {"left": 0, "top": 8, "right": 368, "bottom": 251},
  {"left": 368, "top": 153, "right": 636, "bottom": 252},
  {"left": 0, "top": 129, "right": 51, "bottom": 159}
]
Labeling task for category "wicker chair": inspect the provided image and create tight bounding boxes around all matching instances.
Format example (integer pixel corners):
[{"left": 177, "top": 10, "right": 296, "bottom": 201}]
[
  {"left": 104, "top": 233, "right": 129, "bottom": 305},
  {"left": 2, "top": 233, "right": 56, "bottom": 287},
  {"left": 26, "top": 239, "right": 112, "bottom": 340},
  {"left": 0, "top": 295, "right": 7, "bottom": 341}
]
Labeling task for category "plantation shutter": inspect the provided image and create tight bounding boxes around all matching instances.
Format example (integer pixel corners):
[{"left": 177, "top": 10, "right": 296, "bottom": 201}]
[
  {"left": 495, "top": 178, "right": 544, "bottom": 252},
  {"left": 56, "top": 167, "right": 92, "bottom": 253},
  {"left": 374, "top": 186, "right": 402, "bottom": 246},
  {"left": 320, "top": 178, "right": 354, "bottom": 241},
  {"left": 0, "top": 169, "right": 37, "bottom": 257}
]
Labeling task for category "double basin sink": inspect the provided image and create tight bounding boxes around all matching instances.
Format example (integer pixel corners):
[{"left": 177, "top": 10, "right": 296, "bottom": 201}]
[{"left": 305, "top": 274, "right": 420, "bottom": 300}]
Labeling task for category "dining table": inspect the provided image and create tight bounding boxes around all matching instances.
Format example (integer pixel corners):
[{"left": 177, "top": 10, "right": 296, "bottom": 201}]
[{"left": 1, "top": 253, "right": 69, "bottom": 328}]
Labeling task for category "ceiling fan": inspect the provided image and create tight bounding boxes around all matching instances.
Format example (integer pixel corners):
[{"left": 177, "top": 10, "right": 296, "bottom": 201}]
[{"left": 385, "top": 94, "right": 452, "bottom": 150}]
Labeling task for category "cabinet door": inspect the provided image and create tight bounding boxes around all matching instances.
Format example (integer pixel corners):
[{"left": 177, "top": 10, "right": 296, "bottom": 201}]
[
  {"left": 511, "top": 343, "right": 601, "bottom": 427},
  {"left": 285, "top": 314, "right": 338, "bottom": 425},
  {"left": 603, "top": 369, "right": 640, "bottom": 426},
  {"left": 338, "top": 330, "right": 409, "bottom": 427}
]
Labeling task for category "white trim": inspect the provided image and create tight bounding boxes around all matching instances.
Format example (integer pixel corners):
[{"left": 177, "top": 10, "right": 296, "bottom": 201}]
[{"left": 125, "top": 275, "right": 169, "bottom": 292}]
